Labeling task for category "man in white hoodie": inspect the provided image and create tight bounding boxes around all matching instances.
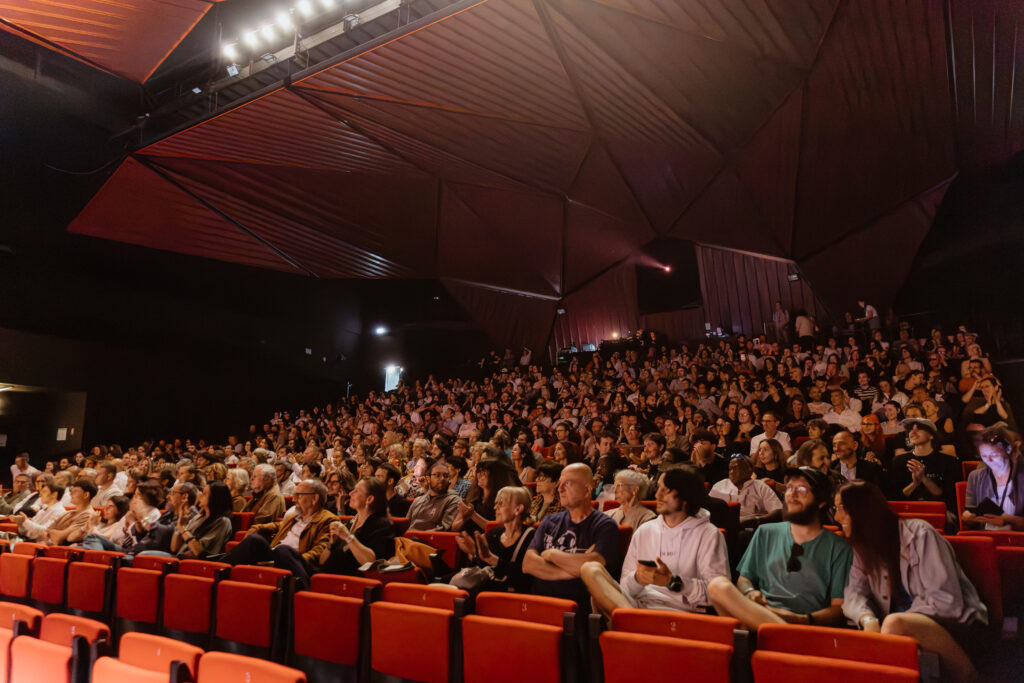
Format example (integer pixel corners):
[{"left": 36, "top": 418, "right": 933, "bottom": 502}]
[{"left": 581, "top": 466, "right": 729, "bottom": 618}]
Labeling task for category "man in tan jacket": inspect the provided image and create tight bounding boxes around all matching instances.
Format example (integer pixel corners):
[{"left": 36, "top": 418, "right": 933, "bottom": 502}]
[
  {"left": 225, "top": 479, "right": 335, "bottom": 589},
  {"left": 244, "top": 464, "right": 286, "bottom": 524}
]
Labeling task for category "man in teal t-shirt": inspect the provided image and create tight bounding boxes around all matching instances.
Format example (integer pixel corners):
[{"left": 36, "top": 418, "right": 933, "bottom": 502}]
[{"left": 708, "top": 467, "right": 852, "bottom": 628}]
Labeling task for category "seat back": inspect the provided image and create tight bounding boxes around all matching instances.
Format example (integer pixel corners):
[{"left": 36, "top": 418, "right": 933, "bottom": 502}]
[
  {"left": 10, "top": 635, "right": 73, "bottom": 683},
  {"left": 40, "top": 613, "right": 110, "bottom": 647},
  {"left": 600, "top": 631, "right": 731, "bottom": 683},
  {"left": 962, "top": 460, "right": 981, "bottom": 479},
  {"left": 390, "top": 517, "right": 410, "bottom": 536},
  {"left": 309, "top": 574, "right": 380, "bottom": 600},
  {"left": 944, "top": 535, "right": 1003, "bottom": 632},
  {"left": 119, "top": 632, "right": 203, "bottom": 679},
  {"left": 611, "top": 608, "right": 739, "bottom": 646},
  {"left": 67, "top": 562, "right": 111, "bottom": 618},
  {"left": 756, "top": 623, "right": 918, "bottom": 669},
  {"left": 214, "top": 580, "right": 279, "bottom": 655},
  {"left": 959, "top": 530, "right": 1024, "bottom": 547},
  {"left": 887, "top": 500, "right": 946, "bottom": 515},
  {"left": 92, "top": 656, "right": 170, "bottom": 683},
  {"left": 0, "top": 627, "right": 12, "bottom": 683},
  {"left": 178, "top": 560, "right": 231, "bottom": 580},
  {"left": 0, "top": 554, "right": 32, "bottom": 599},
  {"left": 80, "top": 550, "right": 125, "bottom": 567},
  {"left": 162, "top": 574, "right": 215, "bottom": 638},
  {"left": 475, "top": 592, "right": 576, "bottom": 628},
  {"left": 382, "top": 582, "right": 467, "bottom": 610},
  {"left": 229, "top": 564, "right": 290, "bottom": 588},
  {"left": 292, "top": 591, "right": 363, "bottom": 666},
  {"left": 370, "top": 602, "right": 453, "bottom": 683},
  {"left": 403, "top": 530, "right": 467, "bottom": 569},
  {"left": 30, "top": 557, "right": 68, "bottom": 608},
  {"left": 115, "top": 567, "right": 163, "bottom": 628},
  {"left": 231, "top": 512, "right": 254, "bottom": 533},
  {"left": 11, "top": 542, "right": 45, "bottom": 557},
  {"left": 751, "top": 651, "right": 918, "bottom": 683},
  {"left": 43, "top": 547, "right": 82, "bottom": 561},
  {"left": 462, "top": 615, "right": 563, "bottom": 683},
  {"left": 197, "top": 651, "right": 306, "bottom": 683},
  {"left": 132, "top": 555, "right": 179, "bottom": 573},
  {"left": 0, "top": 602, "right": 42, "bottom": 635},
  {"left": 896, "top": 511, "right": 945, "bottom": 531}
]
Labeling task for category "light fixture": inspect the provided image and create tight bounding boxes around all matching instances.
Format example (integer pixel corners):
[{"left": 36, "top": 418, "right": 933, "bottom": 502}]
[
  {"left": 260, "top": 24, "right": 275, "bottom": 40},
  {"left": 191, "top": 86, "right": 202, "bottom": 94},
  {"left": 226, "top": 64, "right": 240, "bottom": 77},
  {"left": 276, "top": 11, "right": 293, "bottom": 29},
  {"left": 222, "top": 43, "right": 238, "bottom": 60},
  {"left": 663, "top": 265, "right": 672, "bottom": 273},
  {"left": 343, "top": 12, "right": 359, "bottom": 26},
  {"left": 374, "top": 326, "right": 387, "bottom": 336},
  {"left": 261, "top": 53, "right": 277, "bottom": 63},
  {"left": 611, "top": 332, "right": 619, "bottom": 339},
  {"left": 296, "top": 0, "right": 314, "bottom": 16},
  {"left": 242, "top": 30, "right": 259, "bottom": 47}
]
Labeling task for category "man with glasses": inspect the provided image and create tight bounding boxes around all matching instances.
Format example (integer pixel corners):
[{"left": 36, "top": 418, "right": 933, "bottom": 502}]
[
  {"left": 406, "top": 459, "right": 461, "bottom": 531},
  {"left": 708, "top": 466, "right": 851, "bottom": 629},
  {"left": 749, "top": 411, "right": 792, "bottom": 457}
]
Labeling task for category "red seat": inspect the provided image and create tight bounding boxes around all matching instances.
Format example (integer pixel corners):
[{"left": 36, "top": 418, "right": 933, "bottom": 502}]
[
  {"left": 751, "top": 650, "right": 918, "bottom": 682},
  {"left": 381, "top": 582, "right": 467, "bottom": 610},
  {"left": 309, "top": 574, "right": 380, "bottom": 599},
  {"left": 178, "top": 559, "right": 231, "bottom": 579},
  {"left": 119, "top": 632, "right": 204, "bottom": 679},
  {"left": 0, "top": 553, "right": 32, "bottom": 600},
  {"left": 80, "top": 550, "right": 125, "bottom": 566},
  {"left": 10, "top": 634, "right": 73, "bottom": 683},
  {"left": 40, "top": 613, "right": 110, "bottom": 648},
  {"left": 92, "top": 656, "right": 169, "bottom": 683},
  {"left": 615, "top": 525, "right": 633, "bottom": 566},
  {"left": 11, "top": 542, "right": 45, "bottom": 557},
  {"left": 213, "top": 580, "right": 280, "bottom": 659},
  {"left": 67, "top": 561, "right": 112, "bottom": 619},
  {"left": 995, "top": 546, "right": 1024, "bottom": 618},
  {"left": 292, "top": 591, "right": 363, "bottom": 667},
  {"left": 0, "top": 602, "right": 43, "bottom": 635},
  {"left": 640, "top": 500, "right": 656, "bottom": 511},
  {"left": 403, "top": 531, "right": 467, "bottom": 570},
  {"left": 956, "top": 480, "right": 968, "bottom": 531},
  {"left": 370, "top": 602, "right": 454, "bottom": 683},
  {"left": 959, "top": 530, "right": 1024, "bottom": 547},
  {"left": 887, "top": 500, "right": 946, "bottom": 516},
  {"left": 42, "top": 547, "right": 82, "bottom": 561},
  {"left": 601, "top": 631, "right": 731, "bottom": 683},
  {"left": 231, "top": 512, "right": 254, "bottom": 533},
  {"left": 132, "top": 555, "right": 180, "bottom": 572},
  {"left": 162, "top": 574, "right": 215, "bottom": 643},
  {"left": 0, "top": 627, "right": 12, "bottom": 683},
  {"left": 30, "top": 557, "right": 69, "bottom": 609},
  {"left": 944, "top": 535, "right": 1003, "bottom": 633},
  {"left": 756, "top": 623, "right": 918, "bottom": 670},
  {"left": 230, "top": 564, "right": 291, "bottom": 587},
  {"left": 197, "top": 651, "right": 306, "bottom": 683},
  {"left": 610, "top": 608, "right": 738, "bottom": 646},
  {"left": 475, "top": 592, "right": 576, "bottom": 628},
  {"left": 115, "top": 567, "right": 163, "bottom": 631},
  {"left": 463, "top": 615, "right": 563, "bottom": 683},
  {"left": 897, "top": 511, "right": 945, "bottom": 531},
  {"left": 962, "top": 460, "right": 981, "bottom": 479},
  {"left": 390, "top": 517, "right": 410, "bottom": 536}
]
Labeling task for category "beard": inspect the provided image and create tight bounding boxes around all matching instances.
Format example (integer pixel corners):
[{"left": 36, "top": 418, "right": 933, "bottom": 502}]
[{"left": 784, "top": 501, "right": 821, "bottom": 525}]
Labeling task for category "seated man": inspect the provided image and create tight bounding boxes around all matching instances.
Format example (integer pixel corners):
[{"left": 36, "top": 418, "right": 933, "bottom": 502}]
[
  {"left": 708, "top": 457, "right": 783, "bottom": 527},
  {"left": 374, "top": 462, "right": 411, "bottom": 517},
  {"left": 830, "top": 429, "right": 882, "bottom": 486},
  {"left": 244, "top": 463, "right": 286, "bottom": 524},
  {"left": 886, "top": 418, "right": 960, "bottom": 511},
  {"left": 708, "top": 467, "right": 852, "bottom": 629},
  {"left": 582, "top": 467, "right": 729, "bottom": 617},
  {"left": 0, "top": 474, "right": 34, "bottom": 516},
  {"left": 8, "top": 479, "right": 66, "bottom": 541},
  {"left": 224, "top": 479, "right": 335, "bottom": 589},
  {"left": 45, "top": 478, "right": 98, "bottom": 545},
  {"left": 689, "top": 429, "right": 728, "bottom": 487},
  {"left": 406, "top": 460, "right": 460, "bottom": 531},
  {"left": 523, "top": 463, "right": 619, "bottom": 615}
]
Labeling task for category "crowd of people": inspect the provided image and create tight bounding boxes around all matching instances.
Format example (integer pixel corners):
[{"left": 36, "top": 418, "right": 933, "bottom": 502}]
[{"left": 5, "top": 317, "right": 1018, "bottom": 682}]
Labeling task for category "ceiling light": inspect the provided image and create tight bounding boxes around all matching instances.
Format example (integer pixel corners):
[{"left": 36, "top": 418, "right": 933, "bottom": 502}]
[
  {"left": 260, "top": 24, "right": 275, "bottom": 40},
  {"left": 243, "top": 30, "right": 259, "bottom": 47},
  {"left": 191, "top": 86, "right": 202, "bottom": 94},
  {"left": 296, "top": 0, "right": 314, "bottom": 16},
  {"left": 222, "top": 43, "right": 238, "bottom": 60},
  {"left": 663, "top": 265, "right": 672, "bottom": 273},
  {"left": 375, "top": 326, "right": 387, "bottom": 336},
  {"left": 226, "top": 64, "right": 239, "bottom": 77},
  {"left": 320, "top": 0, "right": 335, "bottom": 9},
  {"left": 276, "top": 11, "right": 293, "bottom": 29}
]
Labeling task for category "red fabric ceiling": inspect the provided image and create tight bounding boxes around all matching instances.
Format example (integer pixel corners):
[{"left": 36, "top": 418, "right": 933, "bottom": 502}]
[
  {"left": 0, "top": 0, "right": 218, "bottom": 82},
  {"left": 64, "top": 0, "right": 1024, "bottom": 350}
]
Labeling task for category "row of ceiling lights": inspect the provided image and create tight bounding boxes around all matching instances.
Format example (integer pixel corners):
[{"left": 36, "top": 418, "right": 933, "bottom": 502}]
[{"left": 221, "top": 0, "right": 339, "bottom": 61}]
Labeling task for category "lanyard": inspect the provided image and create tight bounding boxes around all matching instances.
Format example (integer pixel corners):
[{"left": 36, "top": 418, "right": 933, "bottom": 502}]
[{"left": 988, "top": 468, "right": 1014, "bottom": 511}]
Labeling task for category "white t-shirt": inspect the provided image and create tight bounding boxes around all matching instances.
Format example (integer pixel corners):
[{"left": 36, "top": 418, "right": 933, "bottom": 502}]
[{"left": 750, "top": 430, "right": 792, "bottom": 456}]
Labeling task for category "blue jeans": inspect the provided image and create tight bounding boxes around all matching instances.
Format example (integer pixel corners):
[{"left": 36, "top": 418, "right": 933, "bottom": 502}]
[{"left": 81, "top": 533, "right": 120, "bottom": 551}]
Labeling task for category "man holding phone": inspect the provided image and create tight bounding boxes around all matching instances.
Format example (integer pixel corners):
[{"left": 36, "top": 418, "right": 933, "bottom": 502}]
[{"left": 581, "top": 466, "right": 729, "bottom": 618}]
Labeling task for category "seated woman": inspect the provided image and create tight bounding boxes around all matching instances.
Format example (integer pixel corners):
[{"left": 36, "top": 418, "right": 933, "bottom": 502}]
[
  {"left": 858, "top": 414, "right": 886, "bottom": 466},
  {"left": 226, "top": 468, "right": 249, "bottom": 512},
  {"left": 836, "top": 481, "right": 987, "bottom": 683},
  {"left": 453, "top": 486, "right": 535, "bottom": 594},
  {"left": 86, "top": 495, "right": 131, "bottom": 545},
  {"left": 318, "top": 477, "right": 395, "bottom": 575},
  {"left": 605, "top": 470, "right": 656, "bottom": 529},
  {"left": 168, "top": 481, "right": 235, "bottom": 559},
  {"left": 751, "top": 439, "right": 786, "bottom": 497},
  {"left": 527, "top": 461, "right": 564, "bottom": 524},
  {"left": 962, "top": 426, "right": 1024, "bottom": 531},
  {"left": 455, "top": 456, "right": 521, "bottom": 533},
  {"left": 510, "top": 442, "right": 538, "bottom": 484}
]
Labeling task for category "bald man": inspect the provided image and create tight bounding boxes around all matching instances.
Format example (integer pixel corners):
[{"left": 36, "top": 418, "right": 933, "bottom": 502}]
[{"left": 523, "top": 463, "right": 620, "bottom": 615}]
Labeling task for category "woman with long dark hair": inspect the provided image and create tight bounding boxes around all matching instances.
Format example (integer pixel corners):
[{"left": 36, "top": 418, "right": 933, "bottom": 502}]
[
  {"left": 319, "top": 477, "right": 396, "bottom": 575},
  {"left": 171, "top": 480, "right": 234, "bottom": 559},
  {"left": 455, "top": 456, "right": 522, "bottom": 532},
  {"left": 835, "top": 481, "right": 987, "bottom": 683}
]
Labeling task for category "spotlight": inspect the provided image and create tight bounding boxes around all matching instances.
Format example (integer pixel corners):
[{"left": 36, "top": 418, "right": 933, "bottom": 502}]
[
  {"left": 611, "top": 332, "right": 619, "bottom": 339},
  {"left": 191, "top": 86, "right": 202, "bottom": 94},
  {"left": 222, "top": 43, "right": 238, "bottom": 60},
  {"left": 374, "top": 326, "right": 387, "bottom": 336},
  {"left": 260, "top": 24, "right": 275, "bottom": 40},
  {"left": 0, "top": 386, "right": 11, "bottom": 392},
  {"left": 276, "top": 11, "right": 293, "bottom": 29},
  {"left": 663, "top": 265, "right": 672, "bottom": 273},
  {"left": 320, "top": 0, "right": 334, "bottom": 8},
  {"left": 242, "top": 30, "right": 259, "bottom": 47},
  {"left": 296, "top": 0, "right": 314, "bottom": 15},
  {"left": 226, "top": 64, "right": 239, "bottom": 77}
]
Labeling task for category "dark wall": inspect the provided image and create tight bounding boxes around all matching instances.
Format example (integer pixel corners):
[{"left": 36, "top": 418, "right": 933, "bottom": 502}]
[{"left": 0, "top": 389, "right": 86, "bottom": 466}]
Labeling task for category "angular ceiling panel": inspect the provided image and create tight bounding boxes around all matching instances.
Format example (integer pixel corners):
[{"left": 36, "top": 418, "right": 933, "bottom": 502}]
[
  {"left": 442, "top": 277, "right": 557, "bottom": 356},
  {"left": 563, "top": 201, "right": 654, "bottom": 293},
  {"left": 298, "top": 0, "right": 588, "bottom": 129},
  {"left": 67, "top": 157, "right": 300, "bottom": 273},
  {"left": 568, "top": 143, "right": 650, "bottom": 229},
  {"left": 1, "top": 0, "right": 217, "bottom": 81},
  {"left": 142, "top": 88, "right": 422, "bottom": 176}
]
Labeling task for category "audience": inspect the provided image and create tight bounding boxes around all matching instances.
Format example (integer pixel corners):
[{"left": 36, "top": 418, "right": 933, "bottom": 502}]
[{"left": 604, "top": 469, "right": 655, "bottom": 529}]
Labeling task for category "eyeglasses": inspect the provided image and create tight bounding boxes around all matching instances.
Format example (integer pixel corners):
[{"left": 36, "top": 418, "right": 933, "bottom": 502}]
[
  {"left": 784, "top": 485, "right": 810, "bottom": 496},
  {"left": 786, "top": 542, "right": 804, "bottom": 572}
]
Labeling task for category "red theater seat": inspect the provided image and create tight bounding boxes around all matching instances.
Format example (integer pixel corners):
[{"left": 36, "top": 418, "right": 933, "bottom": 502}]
[
  {"left": 29, "top": 557, "right": 68, "bottom": 610},
  {"left": 161, "top": 574, "right": 215, "bottom": 646},
  {"left": 752, "top": 650, "right": 918, "bottom": 683},
  {"left": 756, "top": 623, "right": 918, "bottom": 670},
  {"left": 601, "top": 631, "right": 731, "bottom": 683},
  {"left": 292, "top": 591, "right": 363, "bottom": 667},
  {"left": 945, "top": 535, "right": 1003, "bottom": 633},
  {"left": 0, "top": 602, "right": 42, "bottom": 635},
  {"left": 10, "top": 635, "right": 73, "bottom": 683},
  {"left": 611, "top": 608, "right": 738, "bottom": 646},
  {"left": 463, "top": 615, "right": 563, "bottom": 683},
  {"left": 40, "top": 613, "right": 110, "bottom": 648},
  {"left": 309, "top": 573, "right": 380, "bottom": 599},
  {"left": 92, "top": 656, "right": 170, "bottom": 683},
  {"left": 197, "top": 652, "right": 306, "bottom": 683},
  {"left": 474, "top": 592, "right": 576, "bottom": 628},
  {"left": 0, "top": 554, "right": 32, "bottom": 600},
  {"left": 212, "top": 580, "right": 280, "bottom": 660},
  {"left": 118, "top": 632, "right": 203, "bottom": 679}
]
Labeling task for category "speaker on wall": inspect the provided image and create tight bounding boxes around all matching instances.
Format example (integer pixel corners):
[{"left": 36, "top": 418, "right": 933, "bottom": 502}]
[{"left": 634, "top": 237, "right": 701, "bottom": 315}]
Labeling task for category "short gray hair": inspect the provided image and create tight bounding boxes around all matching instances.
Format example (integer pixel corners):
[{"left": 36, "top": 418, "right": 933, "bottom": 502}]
[
  {"left": 253, "top": 463, "right": 276, "bottom": 485},
  {"left": 614, "top": 469, "right": 649, "bottom": 498},
  {"left": 298, "top": 478, "right": 328, "bottom": 507}
]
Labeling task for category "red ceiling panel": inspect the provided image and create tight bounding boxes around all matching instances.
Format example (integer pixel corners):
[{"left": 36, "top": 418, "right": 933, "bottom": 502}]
[
  {"left": 141, "top": 88, "right": 424, "bottom": 176},
  {"left": 1, "top": 0, "right": 217, "bottom": 81},
  {"left": 442, "top": 277, "right": 557, "bottom": 357},
  {"left": 567, "top": 143, "right": 649, "bottom": 229},
  {"left": 298, "top": 0, "right": 588, "bottom": 130},
  {"left": 67, "top": 157, "right": 300, "bottom": 273},
  {"left": 563, "top": 201, "right": 654, "bottom": 294}
]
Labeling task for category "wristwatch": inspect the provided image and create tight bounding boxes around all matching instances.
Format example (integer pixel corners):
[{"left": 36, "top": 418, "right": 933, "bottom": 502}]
[{"left": 667, "top": 575, "right": 683, "bottom": 593}]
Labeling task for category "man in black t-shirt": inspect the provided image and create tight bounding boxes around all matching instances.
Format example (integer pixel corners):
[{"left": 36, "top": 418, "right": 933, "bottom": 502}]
[{"left": 886, "top": 418, "right": 961, "bottom": 511}]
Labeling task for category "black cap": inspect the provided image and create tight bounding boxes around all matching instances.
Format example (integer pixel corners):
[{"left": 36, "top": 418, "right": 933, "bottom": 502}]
[{"left": 783, "top": 466, "right": 831, "bottom": 501}]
